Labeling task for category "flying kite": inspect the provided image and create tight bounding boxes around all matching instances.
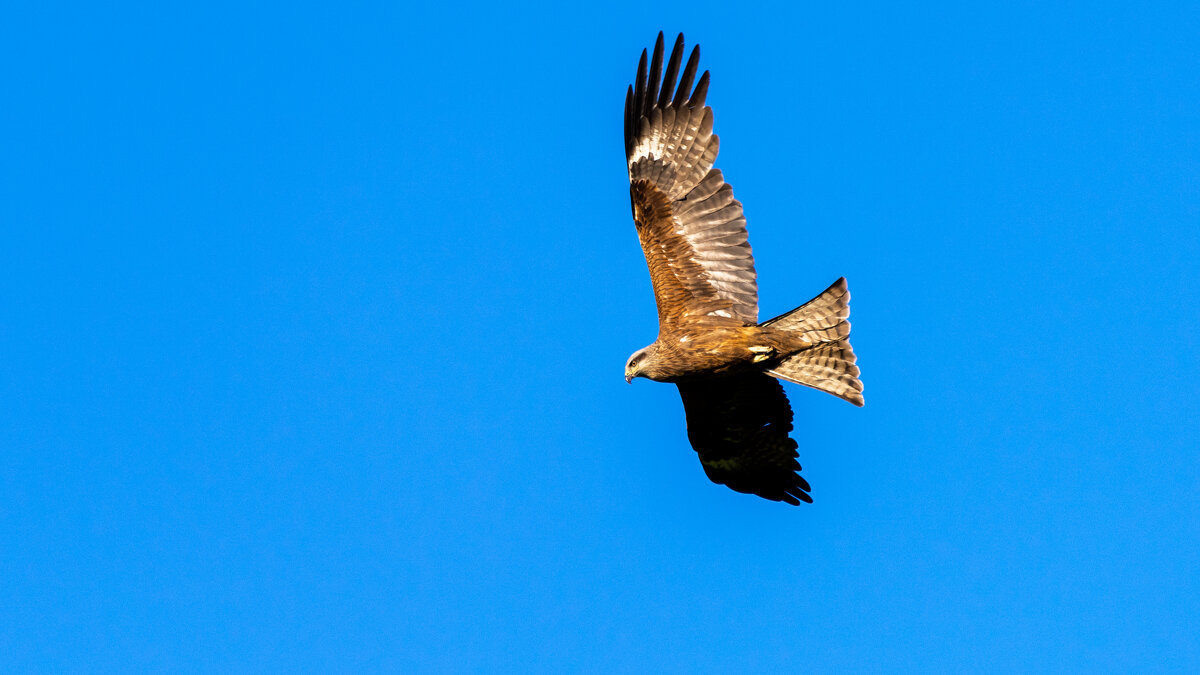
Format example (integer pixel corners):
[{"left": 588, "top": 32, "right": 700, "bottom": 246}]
[{"left": 623, "top": 33, "right": 864, "bottom": 505}]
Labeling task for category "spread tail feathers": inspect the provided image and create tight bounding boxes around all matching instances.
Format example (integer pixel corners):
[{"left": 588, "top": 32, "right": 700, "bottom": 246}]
[{"left": 761, "top": 278, "right": 864, "bottom": 406}]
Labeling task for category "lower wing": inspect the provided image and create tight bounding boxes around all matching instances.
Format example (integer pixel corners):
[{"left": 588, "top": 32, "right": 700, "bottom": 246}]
[{"left": 676, "top": 373, "right": 812, "bottom": 505}]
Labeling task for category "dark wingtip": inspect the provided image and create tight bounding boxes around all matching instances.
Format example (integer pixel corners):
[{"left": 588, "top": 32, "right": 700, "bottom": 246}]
[
  {"left": 632, "top": 48, "right": 648, "bottom": 124},
  {"left": 645, "top": 33, "right": 665, "bottom": 118},
  {"left": 623, "top": 84, "right": 635, "bottom": 155},
  {"left": 657, "top": 33, "right": 686, "bottom": 109},
  {"left": 673, "top": 45, "right": 700, "bottom": 108},
  {"left": 789, "top": 475, "right": 814, "bottom": 504},
  {"left": 689, "top": 70, "right": 710, "bottom": 107}
]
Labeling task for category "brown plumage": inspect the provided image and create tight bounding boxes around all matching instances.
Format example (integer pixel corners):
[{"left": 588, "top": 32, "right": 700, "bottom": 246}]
[{"left": 623, "top": 33, "right": 864, "bottom": 505}]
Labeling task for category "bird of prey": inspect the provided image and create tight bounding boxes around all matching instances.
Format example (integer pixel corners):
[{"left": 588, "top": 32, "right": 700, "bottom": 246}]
[{"left": 622, "top": 33, "right": 864, "bottom": 505}]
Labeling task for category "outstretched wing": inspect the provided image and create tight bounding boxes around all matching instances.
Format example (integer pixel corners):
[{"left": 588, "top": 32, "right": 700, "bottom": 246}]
[
  {"left": 626, "top": 32, "right": 758, "bottom": 326},
  {"left": 677, "top": 373, "right": 813, "bottom": 505}
]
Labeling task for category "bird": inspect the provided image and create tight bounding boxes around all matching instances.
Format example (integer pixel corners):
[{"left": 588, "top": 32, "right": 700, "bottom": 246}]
[{"left": 622, "top": 32, "right": 864, "bottom": 505}]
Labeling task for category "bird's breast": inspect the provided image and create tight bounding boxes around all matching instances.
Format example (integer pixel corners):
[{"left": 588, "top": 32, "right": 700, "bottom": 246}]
[{"left": 650, "top": 326, "right": 772, "bottom": 380}]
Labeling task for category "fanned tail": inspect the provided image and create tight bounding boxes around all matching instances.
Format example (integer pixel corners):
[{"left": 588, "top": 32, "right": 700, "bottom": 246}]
[{"left": 762, "top": 278, "right": 864, "bottom": 406}]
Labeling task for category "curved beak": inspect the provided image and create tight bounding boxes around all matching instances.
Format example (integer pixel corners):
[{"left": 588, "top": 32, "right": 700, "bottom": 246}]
[{"left": 625, "top": 373, "right": 633, "bottom": 384}]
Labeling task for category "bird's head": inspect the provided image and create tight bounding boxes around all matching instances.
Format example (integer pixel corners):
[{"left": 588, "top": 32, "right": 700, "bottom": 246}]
[{"left": 625, "top": 344, "right": 657, "bottom": 383}]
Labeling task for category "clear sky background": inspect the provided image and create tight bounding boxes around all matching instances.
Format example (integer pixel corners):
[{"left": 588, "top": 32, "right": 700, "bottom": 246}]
[{"left": 3, "top": 1, "right": 1198, "bottom": 672}]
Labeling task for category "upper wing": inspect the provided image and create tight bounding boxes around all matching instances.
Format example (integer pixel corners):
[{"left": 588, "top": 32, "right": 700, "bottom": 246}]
[
  {"left": 626, "top": 33, "right": 758, "bottom": 326},
  {"left": 677, "top": 373, "right": 813, "bottom": 505}
]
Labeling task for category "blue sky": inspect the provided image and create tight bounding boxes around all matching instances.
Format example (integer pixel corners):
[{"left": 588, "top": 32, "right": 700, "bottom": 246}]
[{"left": 3, "top": 1, "right": 1198, "bottom": 672}]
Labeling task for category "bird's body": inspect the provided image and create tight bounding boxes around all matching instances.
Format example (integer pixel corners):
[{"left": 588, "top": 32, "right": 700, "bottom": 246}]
[
  {"left": 629, "top": 321, "right": 802, "bottom": 383},
  {"left": 622, "top": 33, "right": 864, "bottom": 505}
]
